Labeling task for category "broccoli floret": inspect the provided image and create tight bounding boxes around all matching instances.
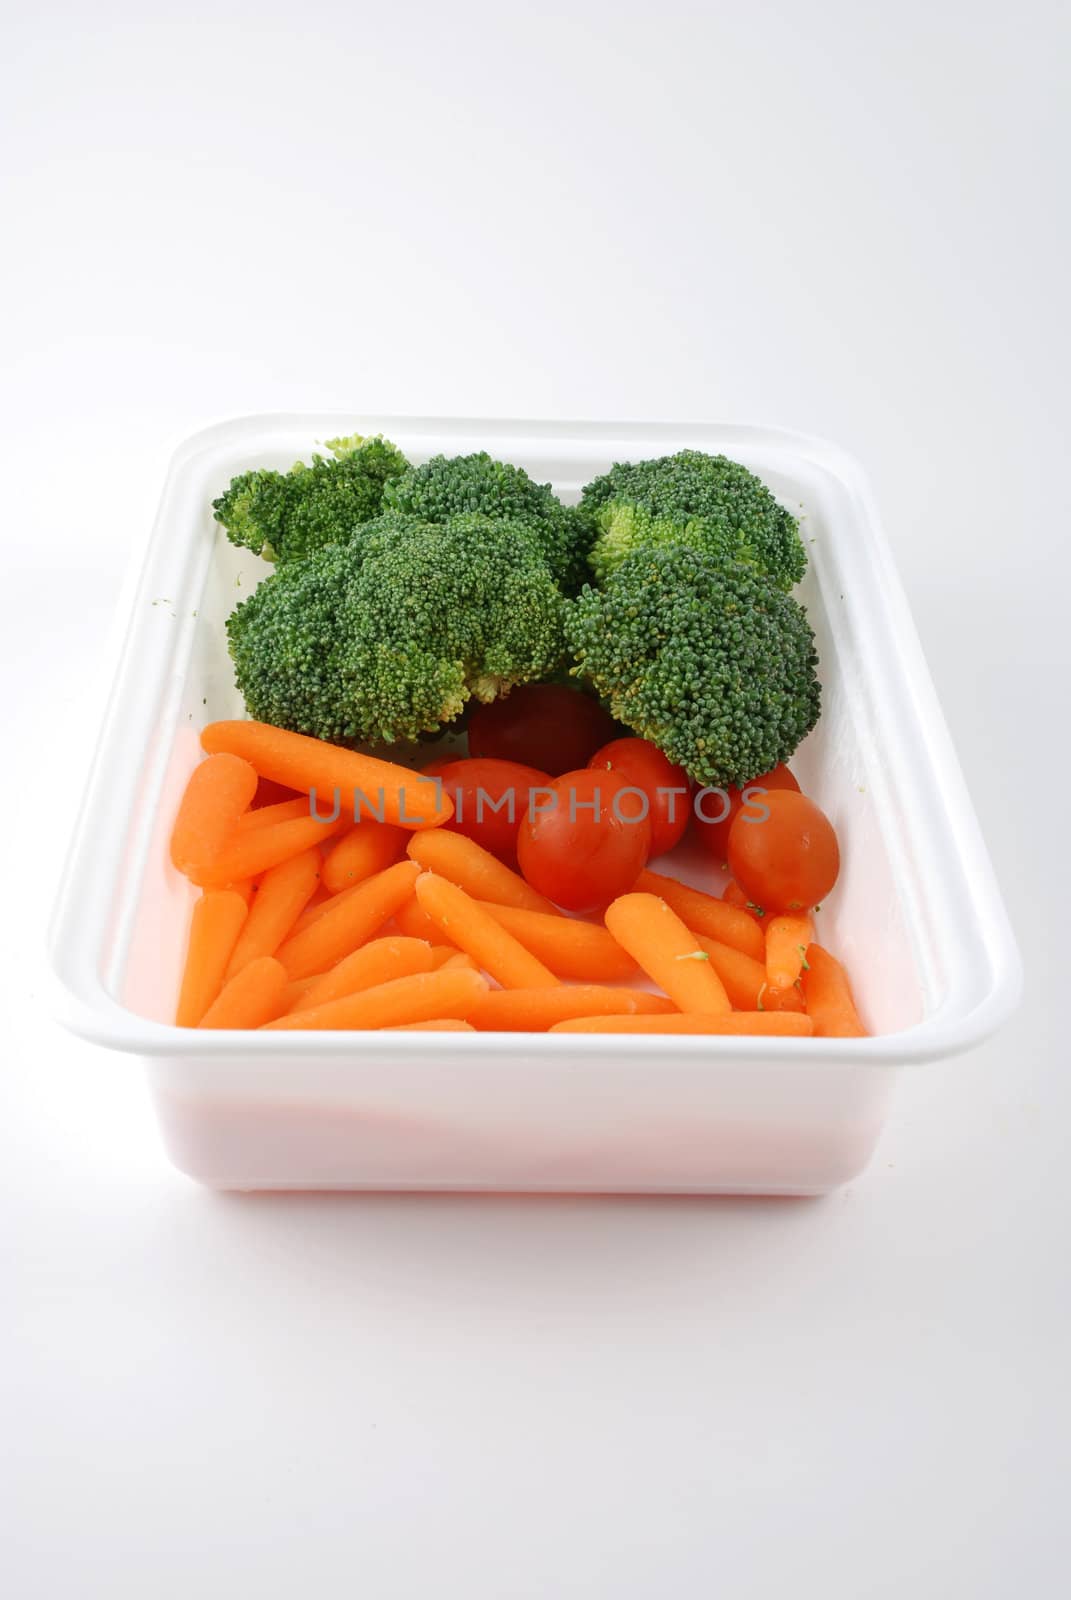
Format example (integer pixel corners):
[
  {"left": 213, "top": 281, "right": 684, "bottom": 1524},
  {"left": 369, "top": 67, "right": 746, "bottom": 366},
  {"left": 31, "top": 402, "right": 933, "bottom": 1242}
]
[
  {"left": 566, "top": 545, "right": 820, "bottom": 786},
  {"left": 383, "top": 451, "right": 590, "bottom": 593},
  {"left": 580, "top": 449, "right": 806, "bottom": 591},
  {"left": 226, "top": 513, "right": 566, "bottom": 745},
  {"left": 226, "top": 541, "right": 357, "bottom": 740},
  {"left": 213, "top": 433, "right": 409, "bottom": 565}
]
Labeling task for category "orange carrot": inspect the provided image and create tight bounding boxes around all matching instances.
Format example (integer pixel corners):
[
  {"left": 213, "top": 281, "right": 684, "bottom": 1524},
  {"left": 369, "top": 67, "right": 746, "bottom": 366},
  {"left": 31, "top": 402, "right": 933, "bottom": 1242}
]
[
  {"left": 722, "top": 879, "right": 766, "bottom": 923},
  {"left": 694, "top": 935, "right": 770, "bottom": 1011},
  {"left": 229, "top": 879, "right": 256, "bottom": 907},
  {"left": 392, "top": 894, "right": 444, "bottom": 943},
  {"left": 201, "top": 720, "right": 452, "bottom": 829},
  {"left": 550, "top": 1012, "right": 815, "bottom": 1036},
  {"left": 802, "top": 944, "right": 868, "bottom": 1037},
  {"left": 170, "top": 753, "right": 258, "bottom": 875},
  {"left": 288, "top": 856, "right": 424, "bottom": 942},
  {"left": 481, "top": 903, "right": 637, "bottom": 982},
  {"left": 765, "top": 914, "right": 814, "bottom": 990},
  {"left": 263, "top": 966, "right": 488, "bottom": 1030},
  {"left": 252, "top": 776, "right": 304, "bottom": 808},
  {"left": 414, "top": 871, "right": 560, "bottom": 989},
  {"left": 385, "top": 1019, "right": 476, "bottom": 1032},
  {"left": 322, "top": 822, "right": 407, "bottom": 893},
  {"left": 288, "top": 878, "right": 360, "bottom": 939},
  {"left": 303, "top": 881, "right": 335, "bottom": 909},
  {"left": 198, "top": 956, "right": 289, "bottom": 1029},
  {"left": 407, "top": 829, "right": 560, "bottom": 915},
  {"left": 187, "top": 812, "right": 348, "bottom": 888},
  {"left": 427, "top": 944, "right": 463, "bottom": 969},
  {"left": 236, "top": 796, "right": 312, "bottom": 831},
  {"left": 175, "top": 890, "right": 248, "bottom": 1026},
  {"left": 283, "top": 975, "right": 321, "bottom": 1011},
  {"left": 634, "top": 869, "right": 764, "bottom": 960},
  {"left": 224, "top": 847, "right": 321, "bottom": 978},
  {"left": 440, "top": 951, "right": 479, "bottom": 971},
  {"left": 275, "top": 860, "right": 421, "bottom": 979},
  {"left": 760, "top": 980, "right": 805, "bottom": 1014},
  {"left": 299, "top": 936, "right": 435, "bottom": 1010},
  {"left": 468, "top": 986, "right": 676, "bottom": 1032},
  {"left": 605, "top": 893, "right": 731, "bottom": 1015},
  {"left": 696, "top": 935, "right": 806, "bottom": 1014}
]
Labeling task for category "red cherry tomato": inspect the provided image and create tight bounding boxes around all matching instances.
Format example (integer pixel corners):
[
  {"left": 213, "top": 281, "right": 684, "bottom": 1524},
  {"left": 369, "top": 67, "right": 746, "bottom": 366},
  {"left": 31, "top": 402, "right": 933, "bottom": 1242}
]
[
  {"left": 727, "top": 789, "right": 840, "bottom": 914},
  {"left": 587, "top": 737, "right": 691, "bottom": 858},
  {"left": 517, "top": 768, "right": 652, "bottom": 913},
  {"left": 421, "top": 756, "right": 551, "bottom": 865},
  {"left": 467, "top": 685, "right": 617, "bottom": 777},
  {"left": 692, "top": 764, "right": 801, "bottom": 864}
]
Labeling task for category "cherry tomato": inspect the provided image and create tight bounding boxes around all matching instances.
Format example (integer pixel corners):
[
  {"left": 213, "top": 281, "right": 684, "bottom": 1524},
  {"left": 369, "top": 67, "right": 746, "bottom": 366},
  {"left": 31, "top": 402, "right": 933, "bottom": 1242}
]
[
  {"left": 467, "top": 685, "right": 617, "bottom": 776},
  {"left": 692, "top": 764, "right": 801, "bottom": 864},
  {"left": 421, "top": 756, "right": 552, "bottom": 865},
  {"left": 727, "top": 789, "right": 840, "bottom": 914},
  {"left": 517, "top": 768, "right": 652, "bottom": 912},
  {"left": 587, "top": 737, "right": 691, "bottom": 858}
]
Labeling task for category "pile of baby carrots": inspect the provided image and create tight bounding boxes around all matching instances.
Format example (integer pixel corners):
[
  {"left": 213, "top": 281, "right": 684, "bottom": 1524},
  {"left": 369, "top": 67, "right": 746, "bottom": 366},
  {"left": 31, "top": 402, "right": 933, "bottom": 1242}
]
[{"left": 169, "top": 720, "right": 866, "bottom": 1038}]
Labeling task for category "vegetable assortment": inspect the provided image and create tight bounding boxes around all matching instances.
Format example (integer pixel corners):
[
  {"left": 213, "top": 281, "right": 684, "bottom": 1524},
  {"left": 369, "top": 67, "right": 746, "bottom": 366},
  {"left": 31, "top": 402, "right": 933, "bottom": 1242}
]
[
  {"left": 169, "top": 722, "right": 864, "bottom": 1038},
  {"left": 165, "top": 436, "right": 869, "bottom": 1038}
]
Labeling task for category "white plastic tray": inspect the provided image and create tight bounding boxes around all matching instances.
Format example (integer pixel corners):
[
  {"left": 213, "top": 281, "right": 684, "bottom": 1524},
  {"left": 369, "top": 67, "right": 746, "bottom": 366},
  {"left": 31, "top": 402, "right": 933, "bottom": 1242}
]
[{"left": 48, "top": 416, "right": 1021, "bottom": 1193}]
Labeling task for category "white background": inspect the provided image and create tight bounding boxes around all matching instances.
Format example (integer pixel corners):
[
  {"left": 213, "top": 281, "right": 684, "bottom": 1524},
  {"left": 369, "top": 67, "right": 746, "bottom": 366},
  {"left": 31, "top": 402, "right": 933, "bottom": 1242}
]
[{"left": 3, "top": 2, "right": 1068, "bottom": 1595}]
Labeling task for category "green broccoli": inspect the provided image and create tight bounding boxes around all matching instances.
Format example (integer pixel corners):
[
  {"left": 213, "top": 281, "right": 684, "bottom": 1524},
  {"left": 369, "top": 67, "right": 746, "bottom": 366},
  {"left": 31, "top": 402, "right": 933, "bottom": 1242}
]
[
  {"left": 566, "top": 545, "right": 820, "bottom": 786},
  {"left": 213, "top": 433, "right": 409, "bottom": 565},
  {"left": 226, "top": 513, "right": 566, "bottom": 745},
  {"left": 579, "top": 449, "right": 806, "bottom": 591},
  {"left": 383, "top": 451, "right": 590, "bottom": 593},
  {"left": 224, "top": 539, "right": 359, "bottom": 741}
]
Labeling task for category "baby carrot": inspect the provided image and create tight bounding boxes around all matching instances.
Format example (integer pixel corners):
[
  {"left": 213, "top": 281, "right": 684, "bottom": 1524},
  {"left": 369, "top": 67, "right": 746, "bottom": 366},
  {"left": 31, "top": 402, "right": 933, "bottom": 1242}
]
[
  {"left": 392, "top": 894, "right": 444, "bottom": 943},
  {"left": 170, "top": 753, "right": 258, "bottom": 875},
  {"left": 292, "top": 833, "right": 423, "bottom": 939},
  {"left": 288, "top": 872, "right": 425, "bottom": 946},
  {"left": 765, "top": 914, "right": 814, "bottom": 990},
  {"left": 175, "top": 890, "right": 248, "bottom": 1026},
  {"left": 722, "top": 879, "right": 766, "bottom": 923},
  {"left": 187, "top": 812, "right": 348, "bottom": 889},
  {"left": 251, "top": 775, "right": 303, "bottom": 807},
  {"left": 439, "top": 951, "right": 479, "bottom": 971},
  {"left": 696, "top": 935, "right": 806, "bottom": 1013},
  {"left": 427, "top": 944, "right": 463, "bottom": 969},
  {"left": 385, "top": 1019, "right": 477, "bottom": 1032},
  {"left": 694, "top": 935, "right": 769, "bottom": 1010},
  {"left": 224, "top": 847, "right": 321, "bottom": 978},
  {"left": 407, "top": 829, "right": 560, "bottom": 915},
  {"left": 604, "top": 893, "right": 731, "bottom": 1015},
  {"left": 283, "top": 975, "right": 321, "bottom": 1011},
  {"left": 414, "top": 872, "right": 561, "bottom": 989},
  {"left": 236, "top": 797, "right": 312, "bottom": 831},
  {"left": 263, "top": 966, "right": 488, "bottom": 1030},
  {"left": 468, "top": 986, "right": 676, "bottom": 1032},
  {"left": 322, "top": 822, "right": 407, "bottom": 894},
  {"left": 299, "top": 936, "right": 435, "bottom": 1010},
  {"left": 201, "top": 720, "right": 452, "bottom": 829},
  {"left": 275, "top": 860, "right": 421, "bottom": 979},
  {"left": 288, "top": 878, "right": 359, "bottom": 939},
  {"left": 633, "top": 870, "right": 764, "bottom": 961},
  {"left": 480, "top": 903, "right": 638, "bottom": 982},
  {"left": 198, "top": 956, "right": 289, "bottom": 1030},
  {"left": 550, "top": 1012, "right": 815, "bottom": 1036},
  {"left": 802, "top": 944, "right": 868, "bottom": 1037}
]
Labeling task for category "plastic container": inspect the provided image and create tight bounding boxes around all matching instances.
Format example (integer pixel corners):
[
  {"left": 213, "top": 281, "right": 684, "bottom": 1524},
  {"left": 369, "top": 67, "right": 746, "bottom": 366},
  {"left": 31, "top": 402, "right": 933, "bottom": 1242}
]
[{"left": 47, "top": 416, "right": 1021, "bottom": 1194}]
